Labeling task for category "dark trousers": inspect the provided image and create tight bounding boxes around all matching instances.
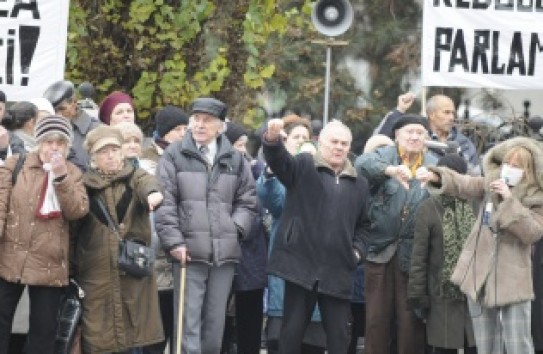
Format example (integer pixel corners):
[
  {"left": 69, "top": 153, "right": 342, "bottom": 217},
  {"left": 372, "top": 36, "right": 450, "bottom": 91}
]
[
  {"left": 278, "top": 281, "right": 350, "bottom": 354},
  {"left": 235, "top": 288, "right": 264, "bottom": 354},
  {"left": 364, "top": 257, "right": 425, "bottom": 354},
  {"left": 348, "top": 303, "right": 366, "bottom": 354},
  {"left": 0, "top": 278, "right": 62, "bottom": 354},
  {"left": 142, "top": 290, "right": 174, "bottom": 354}
]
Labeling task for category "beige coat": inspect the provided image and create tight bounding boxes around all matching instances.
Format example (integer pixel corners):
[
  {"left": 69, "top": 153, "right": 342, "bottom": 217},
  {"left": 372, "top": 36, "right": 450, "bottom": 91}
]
[
  {"left": 0, "top": 153, "right": 88, "bottom": 286},
  {"left": 428, "top": 137, "right": 543, "bottom": 307}
]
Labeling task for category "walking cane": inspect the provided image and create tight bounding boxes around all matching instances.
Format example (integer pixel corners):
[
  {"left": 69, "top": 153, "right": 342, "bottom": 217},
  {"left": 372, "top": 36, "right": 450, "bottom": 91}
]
[{"left": 175, "top": 262, "right": 187, "bottom": 354}]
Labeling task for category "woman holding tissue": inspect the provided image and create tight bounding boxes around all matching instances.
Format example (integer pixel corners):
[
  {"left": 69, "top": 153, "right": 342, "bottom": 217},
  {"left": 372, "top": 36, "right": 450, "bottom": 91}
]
[
  {"left": 421, "top": 136, "right": 543, "bottom": 354},
  {"left": 0, "top": 115, "right": 89, "bottom": 353},
  {"left": 355, "top": 115, "right": 436, "bottom": 354}
]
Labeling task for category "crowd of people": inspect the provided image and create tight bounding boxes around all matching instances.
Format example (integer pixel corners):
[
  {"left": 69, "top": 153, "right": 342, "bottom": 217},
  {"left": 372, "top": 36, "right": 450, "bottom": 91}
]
[{"left": 0, "top": 84, "right": 543, "bottom": 354}]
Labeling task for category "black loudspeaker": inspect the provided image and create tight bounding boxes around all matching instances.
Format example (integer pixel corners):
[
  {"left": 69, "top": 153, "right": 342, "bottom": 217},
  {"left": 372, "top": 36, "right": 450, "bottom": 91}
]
[{"left": 311, "top": 0, "right": 353, "bottom": 37}]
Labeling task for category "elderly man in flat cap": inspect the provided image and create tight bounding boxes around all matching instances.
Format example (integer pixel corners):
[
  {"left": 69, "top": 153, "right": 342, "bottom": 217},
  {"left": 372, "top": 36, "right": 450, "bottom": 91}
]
[
  {"left": 155, "top": 97, "right": 257, "bottom": 354},
  {"left": 355, "top": 115, "right": 438, "bottom": 354},
  {"left": 43, "top": 80, "right": 101, "bottom": 171}
]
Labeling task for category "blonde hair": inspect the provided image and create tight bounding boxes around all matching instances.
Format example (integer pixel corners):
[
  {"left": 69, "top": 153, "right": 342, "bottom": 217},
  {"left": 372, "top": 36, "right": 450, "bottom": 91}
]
[{"left": 503, "top": 146, "right": 535, "bottom": 185}]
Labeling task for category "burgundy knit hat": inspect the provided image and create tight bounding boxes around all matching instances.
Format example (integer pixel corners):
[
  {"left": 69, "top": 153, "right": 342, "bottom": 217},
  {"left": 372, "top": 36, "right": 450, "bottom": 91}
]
[{"left": 98, "top": 91, "right": 134, "bottom": 125}]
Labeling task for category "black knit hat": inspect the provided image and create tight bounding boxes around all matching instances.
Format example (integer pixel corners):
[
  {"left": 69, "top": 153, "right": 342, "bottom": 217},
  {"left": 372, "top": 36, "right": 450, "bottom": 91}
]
[
  {"left": 0, "top": 90, "right": 5, "bottom": 103},
  {"left": 225, "top": 122, "right": 247, "bottom": 145},
  {"left": 34, "top": 115, "right": 73, "bottom": 143},
  {"left": 191, "top": 97, "right": 227, "bottom": 121},
  {"left": 155, "top": 105, "right": 188, "bottom": 138},
  {"left": 391, "top": 114, "right": 430, "bottom": 136},
  {"left": 437, "top": 153, "right": 467, "bottom": 175}
]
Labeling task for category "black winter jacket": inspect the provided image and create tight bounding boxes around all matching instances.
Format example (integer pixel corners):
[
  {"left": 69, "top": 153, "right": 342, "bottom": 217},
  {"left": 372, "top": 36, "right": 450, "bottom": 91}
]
[{"left": 263, "top": 138, "right": 371, "bottom": 300}]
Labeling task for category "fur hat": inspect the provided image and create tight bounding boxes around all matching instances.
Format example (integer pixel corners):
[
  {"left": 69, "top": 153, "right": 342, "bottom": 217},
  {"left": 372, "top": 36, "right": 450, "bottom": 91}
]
[
  {"left": 190, "top": 97, "right": 227, "bottom": 121},
  {"left": 155, "top": 105, "right": 188, "bottom": 137},
  {"left": 98, "top": 91, "right": 134, "bottom": 125},
  {"left": 34, "top": 115, "right": 73, "bottom": 143},
  {"left": 84, "top": 125, "right": 123, "bottom": 154},
  {"left": 224, "top": 122, "right": 247, "bottom": 145},
  {"left": 437, "top": 153, "right": 468, "bottom": 175},
  {"left": 115, "top": 121, "right": 143, "bottom": 143}
]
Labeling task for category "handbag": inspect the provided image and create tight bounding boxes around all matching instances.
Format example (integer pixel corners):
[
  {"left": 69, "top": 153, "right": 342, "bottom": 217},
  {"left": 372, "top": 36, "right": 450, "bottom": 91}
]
[
  {"left": 54, "top": 279, "right": 85, "bottom": 354},
  {"left": 94, "top": 196, "right": 155, "bottom": 278}
]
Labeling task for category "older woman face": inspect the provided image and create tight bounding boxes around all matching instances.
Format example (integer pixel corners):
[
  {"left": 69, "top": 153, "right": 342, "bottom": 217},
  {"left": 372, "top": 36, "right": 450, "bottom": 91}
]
[
  {"left": 395, "top": 123, "right": 427, "bottom": 154},
  {"left": 109, "top": 103, "right": 135, "bottom": 126},
  {"left": 39, "top": 136, "right": 69, "bottom": 163},
  {"left": 93, "top": 144, "right": 123, "bottom": 173},
  {"left": 122, "top": 136, "right": 142, "bottom": 158}
]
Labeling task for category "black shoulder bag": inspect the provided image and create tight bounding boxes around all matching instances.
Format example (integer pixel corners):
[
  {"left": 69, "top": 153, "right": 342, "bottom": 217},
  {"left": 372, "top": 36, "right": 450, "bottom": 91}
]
[
  {"left": 94, "top": 196, "right": 155, "bottom": 278},
  {"left": 54, "top": 279, "right": 85, "bottom": 354}
]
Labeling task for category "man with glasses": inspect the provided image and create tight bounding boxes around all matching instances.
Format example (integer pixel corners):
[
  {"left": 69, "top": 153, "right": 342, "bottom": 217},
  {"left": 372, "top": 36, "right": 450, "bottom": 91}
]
[{"left": 43, "top": 80, "right": 101, "bottom": 170}]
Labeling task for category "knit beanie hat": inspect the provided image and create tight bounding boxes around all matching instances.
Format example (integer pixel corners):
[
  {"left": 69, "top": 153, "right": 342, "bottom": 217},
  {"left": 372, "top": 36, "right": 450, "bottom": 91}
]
[
  {"left": 437, "top": 153, "right": 468, "bottom": 175},
  {"left": 84, "top": 125, "right": 123, "bottom": 154},
  {"left": 98, "top": 91, "right": 134, "bottom": 125},
  {"left": 190, "top": 97, "right": 227, "bottom": 121},
  {"left": 155, "top": 105, "right": 188, "bottom": 137},
  {"left": 224, "top": 122, "right": 247, "bottom": 145},
  {"left": 34, "top": 115, "right": 73, "bottom": 143}
]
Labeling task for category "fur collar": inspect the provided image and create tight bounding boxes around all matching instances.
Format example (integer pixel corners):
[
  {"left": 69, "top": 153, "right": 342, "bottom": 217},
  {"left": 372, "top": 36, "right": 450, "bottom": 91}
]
[{"left": 483, "top": 137, "right": 543, "bottom": 207}]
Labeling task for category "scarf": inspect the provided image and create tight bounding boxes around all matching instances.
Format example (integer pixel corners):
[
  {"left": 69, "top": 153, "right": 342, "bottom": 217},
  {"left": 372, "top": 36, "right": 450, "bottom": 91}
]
[
  {"left": 398, "top": 147, "right": 423, "bottom": 176},
  {"left": 440, "top": 196, "right": 475, "bottom": 300},
  {"left": 35, "top": 163, "right": 61, "bottom": 219}
]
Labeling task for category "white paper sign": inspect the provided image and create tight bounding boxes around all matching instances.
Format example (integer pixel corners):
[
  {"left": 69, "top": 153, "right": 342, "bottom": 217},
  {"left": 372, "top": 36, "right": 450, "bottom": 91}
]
[
  {"left": 422, "top": 0, "right": 543, "bottom": 89},
  {"left": 0, "top": 0, "right": 70, "bottom": 101}
]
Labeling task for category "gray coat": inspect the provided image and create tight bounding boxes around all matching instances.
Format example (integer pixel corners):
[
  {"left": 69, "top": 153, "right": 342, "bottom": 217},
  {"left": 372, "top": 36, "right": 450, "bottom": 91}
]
[
  {"left": 69, "top": 110, "right": 101, "bottom": 171},
  {"left": 155, "top": 133, "right": 257, "bottom": 265}
]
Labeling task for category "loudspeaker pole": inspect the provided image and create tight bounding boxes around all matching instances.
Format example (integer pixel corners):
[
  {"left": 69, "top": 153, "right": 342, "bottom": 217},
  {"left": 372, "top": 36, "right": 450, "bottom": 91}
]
[
  {"left": 323, "top": 46, "right": 332, "bottom": 125},
  {"left": 311, "top": 0, "right": 353, "bottom": 126}
]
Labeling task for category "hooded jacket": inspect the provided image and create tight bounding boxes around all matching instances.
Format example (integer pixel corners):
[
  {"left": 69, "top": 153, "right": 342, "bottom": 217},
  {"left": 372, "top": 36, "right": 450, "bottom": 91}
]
[{"left": 427, "top": 136, "right": 543, "bottom": 307}]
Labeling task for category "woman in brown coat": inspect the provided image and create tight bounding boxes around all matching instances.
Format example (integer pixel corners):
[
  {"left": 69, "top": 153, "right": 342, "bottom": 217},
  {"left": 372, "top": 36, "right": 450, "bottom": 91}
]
[
  {"left": 0, "top": 115, "right": 89, "bottom": 353},
  {"left": 422, "top": 137, "right": 543, "bottom": 354},
  {"left": 74, "top": 125, "right": 164, "bottom": 353}
]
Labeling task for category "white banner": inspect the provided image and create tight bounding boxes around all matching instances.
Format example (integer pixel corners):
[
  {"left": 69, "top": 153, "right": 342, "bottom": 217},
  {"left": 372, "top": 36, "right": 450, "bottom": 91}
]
[
  {"left": 0, "top": 0, "right": 70, "bottom": 101},
  {"left": 422, "top": 0, "right": 543, "bottom": 89}
]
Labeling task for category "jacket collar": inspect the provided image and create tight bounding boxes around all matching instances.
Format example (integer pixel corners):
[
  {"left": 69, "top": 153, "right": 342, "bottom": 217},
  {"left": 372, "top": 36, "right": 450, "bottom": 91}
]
[
  {"left": 180, "top": 132, "right": 234, "bottom": 162},
  {"left": 314, "top": 152, "right": 357, "bottom": 178},
  {"left": 72, "top": 110, "right": 95, "bottom": 134},
  {"left": 84, "top": 161, "right": 135, "bottom": 190}
]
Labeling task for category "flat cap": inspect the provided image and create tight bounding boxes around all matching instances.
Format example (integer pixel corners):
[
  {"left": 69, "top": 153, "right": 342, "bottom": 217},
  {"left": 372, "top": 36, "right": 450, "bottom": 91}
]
[
  {"left": 43, "top": 80, "right": 75, "bottom": 109},
  {"left": 190, "top": 97, "right": 227, "bottom": 121}
]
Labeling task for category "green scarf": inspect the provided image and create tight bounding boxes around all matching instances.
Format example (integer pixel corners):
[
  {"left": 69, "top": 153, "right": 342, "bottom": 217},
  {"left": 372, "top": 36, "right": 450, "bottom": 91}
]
[{"left": 440, "top": 196, "right": 475, "bottom": 300}]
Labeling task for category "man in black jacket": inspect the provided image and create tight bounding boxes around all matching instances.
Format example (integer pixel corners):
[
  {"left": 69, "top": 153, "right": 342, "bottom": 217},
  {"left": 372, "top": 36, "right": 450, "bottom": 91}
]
[{"left": 262, "top": 119, "right": 371, "bottom": 354}]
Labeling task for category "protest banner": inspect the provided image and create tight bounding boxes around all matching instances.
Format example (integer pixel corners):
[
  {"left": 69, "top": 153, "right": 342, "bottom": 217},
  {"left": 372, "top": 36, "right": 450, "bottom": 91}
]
[
  {"left": 422, "top": 0, "right": 543, "bottom": 89},
  {"left": 0, "top": 0, "right": 70, "bottom": 100}
]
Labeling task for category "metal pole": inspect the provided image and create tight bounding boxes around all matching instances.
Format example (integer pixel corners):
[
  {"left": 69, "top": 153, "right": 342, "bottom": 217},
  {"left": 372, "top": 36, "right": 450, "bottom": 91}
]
[{"left": 323, "top": 45, "right": 332, "bottom": 126}]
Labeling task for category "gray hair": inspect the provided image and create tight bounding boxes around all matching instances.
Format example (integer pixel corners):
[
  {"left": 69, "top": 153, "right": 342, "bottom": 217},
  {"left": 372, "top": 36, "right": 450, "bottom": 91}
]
[{"left": 319, "top": 119, "right": 352, "bottom": 141}]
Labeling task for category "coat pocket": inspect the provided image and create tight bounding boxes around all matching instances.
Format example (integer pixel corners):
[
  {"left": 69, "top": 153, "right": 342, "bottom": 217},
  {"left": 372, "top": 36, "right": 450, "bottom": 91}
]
[{"left": 282, "top": 217, "right": 303, "bottom": 245}]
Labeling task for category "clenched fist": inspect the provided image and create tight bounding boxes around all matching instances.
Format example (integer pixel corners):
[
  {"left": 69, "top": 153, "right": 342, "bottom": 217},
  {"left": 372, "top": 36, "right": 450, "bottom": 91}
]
[{"left": 265, "top": 118, "right": 285, "bottom": 142}]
